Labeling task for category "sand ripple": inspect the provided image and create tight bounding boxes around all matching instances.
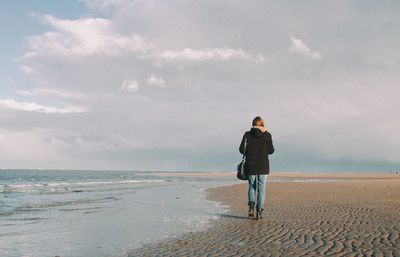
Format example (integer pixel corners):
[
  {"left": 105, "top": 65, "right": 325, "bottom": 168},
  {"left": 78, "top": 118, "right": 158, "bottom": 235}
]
[{"left": 126, "top": 178, "right": 400, "bottom": 257}]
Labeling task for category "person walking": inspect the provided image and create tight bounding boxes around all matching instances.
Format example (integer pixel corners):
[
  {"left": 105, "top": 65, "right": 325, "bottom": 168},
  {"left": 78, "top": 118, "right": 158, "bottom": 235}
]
[{"left": 239, "top": 116, "right": 274, "bottom": 219}]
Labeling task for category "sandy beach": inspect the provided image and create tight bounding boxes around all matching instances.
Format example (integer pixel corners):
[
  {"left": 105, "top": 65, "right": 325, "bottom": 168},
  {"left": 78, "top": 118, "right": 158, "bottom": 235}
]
[{"left": 126, "top": 173, "right": 400, "bottom": 257}]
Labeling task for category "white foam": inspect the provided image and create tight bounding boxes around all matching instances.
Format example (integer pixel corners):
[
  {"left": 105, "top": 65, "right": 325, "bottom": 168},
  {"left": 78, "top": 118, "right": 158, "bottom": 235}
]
[
  {"left": 47, "top": 179, "right": 165, "bottom": 187},
  {"left": 5, "top": 179, "right": 167, "bottom": 192}
]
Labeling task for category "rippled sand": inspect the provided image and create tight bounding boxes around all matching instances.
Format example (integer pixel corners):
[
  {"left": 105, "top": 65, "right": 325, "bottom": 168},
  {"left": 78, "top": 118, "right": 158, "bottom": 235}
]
[{"left": 126, "top": 175, "right": 400, "bottom": 257}]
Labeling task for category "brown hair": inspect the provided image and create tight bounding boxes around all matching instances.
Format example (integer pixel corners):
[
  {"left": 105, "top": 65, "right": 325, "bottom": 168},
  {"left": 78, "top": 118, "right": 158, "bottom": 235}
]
[{"left": 252, "top": 116, "right": 264, "bottom": 127}]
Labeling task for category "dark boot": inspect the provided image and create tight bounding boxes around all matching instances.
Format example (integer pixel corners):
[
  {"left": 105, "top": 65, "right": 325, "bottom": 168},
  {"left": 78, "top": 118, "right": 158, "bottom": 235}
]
[
  {"left": 248, "top": 201, "right": 255, "bottom": 217},
  {"left": 256, "top": 208, "right": 264, "bottom": 220}
]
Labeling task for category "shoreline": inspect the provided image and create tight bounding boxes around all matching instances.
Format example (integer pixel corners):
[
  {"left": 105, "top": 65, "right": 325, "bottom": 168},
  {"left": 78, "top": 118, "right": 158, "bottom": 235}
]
[
  {"left": 125, "top": 174, "right": 400, "bottom": 256},
  {"left": 153, "top": 171, "right": 400, "bottom": 180}
]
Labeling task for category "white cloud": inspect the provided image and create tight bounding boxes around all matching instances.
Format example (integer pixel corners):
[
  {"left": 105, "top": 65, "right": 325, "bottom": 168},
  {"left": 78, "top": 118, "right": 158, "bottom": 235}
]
[
  {"left": 15, "top": 90, "right": 33, "bottom": 96},
  {"left": 119, "top": 79, "right": 139, "bottom": 92},
  {"left": 146, "top": 74, "right": 166, "bottom": 87},
  {"left": 16, "top": 88, "right": 86, "bottom": 101},
  {"left": 0, "top": 129, "right": 66, "bottom": 162},
  {"left": 21, "top": 14, "right": 152, "bottom": 59},
  {"left": 20, "top": 65, "right": 37, "bottom": 74},
  {"left": 35, "top": 88, "right": 87, "bottom": 101},
  {"left": 0, "top": 98, "right": 86, "bottom": 114},
  {"left": 155, "top": 48, "right": 265, "bottom": 62},
  {"left": 289, "top": 36, "right": 321, "bottom": 60},
  {"left": 20, "top": 14, "right": 264, "bottom": 64}
]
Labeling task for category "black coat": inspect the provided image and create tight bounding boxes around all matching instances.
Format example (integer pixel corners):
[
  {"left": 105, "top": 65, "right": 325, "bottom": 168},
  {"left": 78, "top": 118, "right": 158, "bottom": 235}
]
[{"left": 239, "top": 128, "right": 274, "bottom": 175}]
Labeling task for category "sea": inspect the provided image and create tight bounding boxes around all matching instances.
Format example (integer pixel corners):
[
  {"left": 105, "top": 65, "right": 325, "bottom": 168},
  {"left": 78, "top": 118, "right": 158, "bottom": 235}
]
[{"left": 0, "top": 169, "right": 238, "bottom": 257}]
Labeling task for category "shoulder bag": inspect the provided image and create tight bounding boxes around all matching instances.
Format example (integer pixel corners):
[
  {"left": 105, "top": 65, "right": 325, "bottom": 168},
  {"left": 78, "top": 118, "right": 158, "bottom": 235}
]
[{"left": 236, "top": 136, "right": 248, "bottom": 180}]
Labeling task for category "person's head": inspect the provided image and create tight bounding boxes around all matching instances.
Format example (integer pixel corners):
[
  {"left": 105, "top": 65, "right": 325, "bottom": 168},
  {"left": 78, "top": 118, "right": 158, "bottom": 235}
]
[{"left": 252, "top": 116, "right": 264, "bottom": 127}]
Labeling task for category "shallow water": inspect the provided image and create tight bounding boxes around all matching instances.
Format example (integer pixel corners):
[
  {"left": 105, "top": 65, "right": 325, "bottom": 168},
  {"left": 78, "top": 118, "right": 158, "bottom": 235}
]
[{"left": 0, "top": 170, "right": 236, "bottom": 257}]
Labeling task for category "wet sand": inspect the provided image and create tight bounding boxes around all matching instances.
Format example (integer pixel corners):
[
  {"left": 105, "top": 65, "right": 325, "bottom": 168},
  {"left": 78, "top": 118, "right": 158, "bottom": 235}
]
[{"left": 126, "top": 174, "right": 400, "bottom": 256}]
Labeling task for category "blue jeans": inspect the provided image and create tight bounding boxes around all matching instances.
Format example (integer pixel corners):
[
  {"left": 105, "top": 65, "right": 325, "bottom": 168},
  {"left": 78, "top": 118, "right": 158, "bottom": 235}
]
[{"left": 248, "top": 174, "right": 267, "bottom": 210}]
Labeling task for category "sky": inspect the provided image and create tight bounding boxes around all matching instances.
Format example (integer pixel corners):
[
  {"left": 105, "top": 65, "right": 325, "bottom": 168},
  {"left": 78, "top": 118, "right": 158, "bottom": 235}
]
[{"left": 1, "top": 0, "right": 400, "bottom": 172}]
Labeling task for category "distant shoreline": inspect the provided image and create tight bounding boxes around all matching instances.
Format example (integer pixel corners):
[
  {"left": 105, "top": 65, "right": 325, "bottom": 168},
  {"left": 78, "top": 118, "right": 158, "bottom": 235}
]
[
  {"left": 152, "top": 171, "right": 400, "bottom": 180},
  {"left": 2, "top": 168, "right": 399, "bottom": 174}
]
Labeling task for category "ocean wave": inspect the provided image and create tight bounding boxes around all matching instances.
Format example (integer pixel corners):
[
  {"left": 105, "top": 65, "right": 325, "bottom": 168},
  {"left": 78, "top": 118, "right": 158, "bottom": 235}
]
[
  {"left": 0, "top": 196, "right": 117, "bottom": 217},
  {"left": 0, "top": 179, "right": 166, "bottom": 194},
  {"left": 0, "top": 184, "right": 13, "bottom": 194},
  {"left": 0, "top": 210, "right": 15, "bottom": 217}
]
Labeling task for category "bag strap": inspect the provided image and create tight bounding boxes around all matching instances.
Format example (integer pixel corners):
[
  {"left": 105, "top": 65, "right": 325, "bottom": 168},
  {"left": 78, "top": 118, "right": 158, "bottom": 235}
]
[{"left": 242, "top": 136, "right": 247, "bottom": 161}]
